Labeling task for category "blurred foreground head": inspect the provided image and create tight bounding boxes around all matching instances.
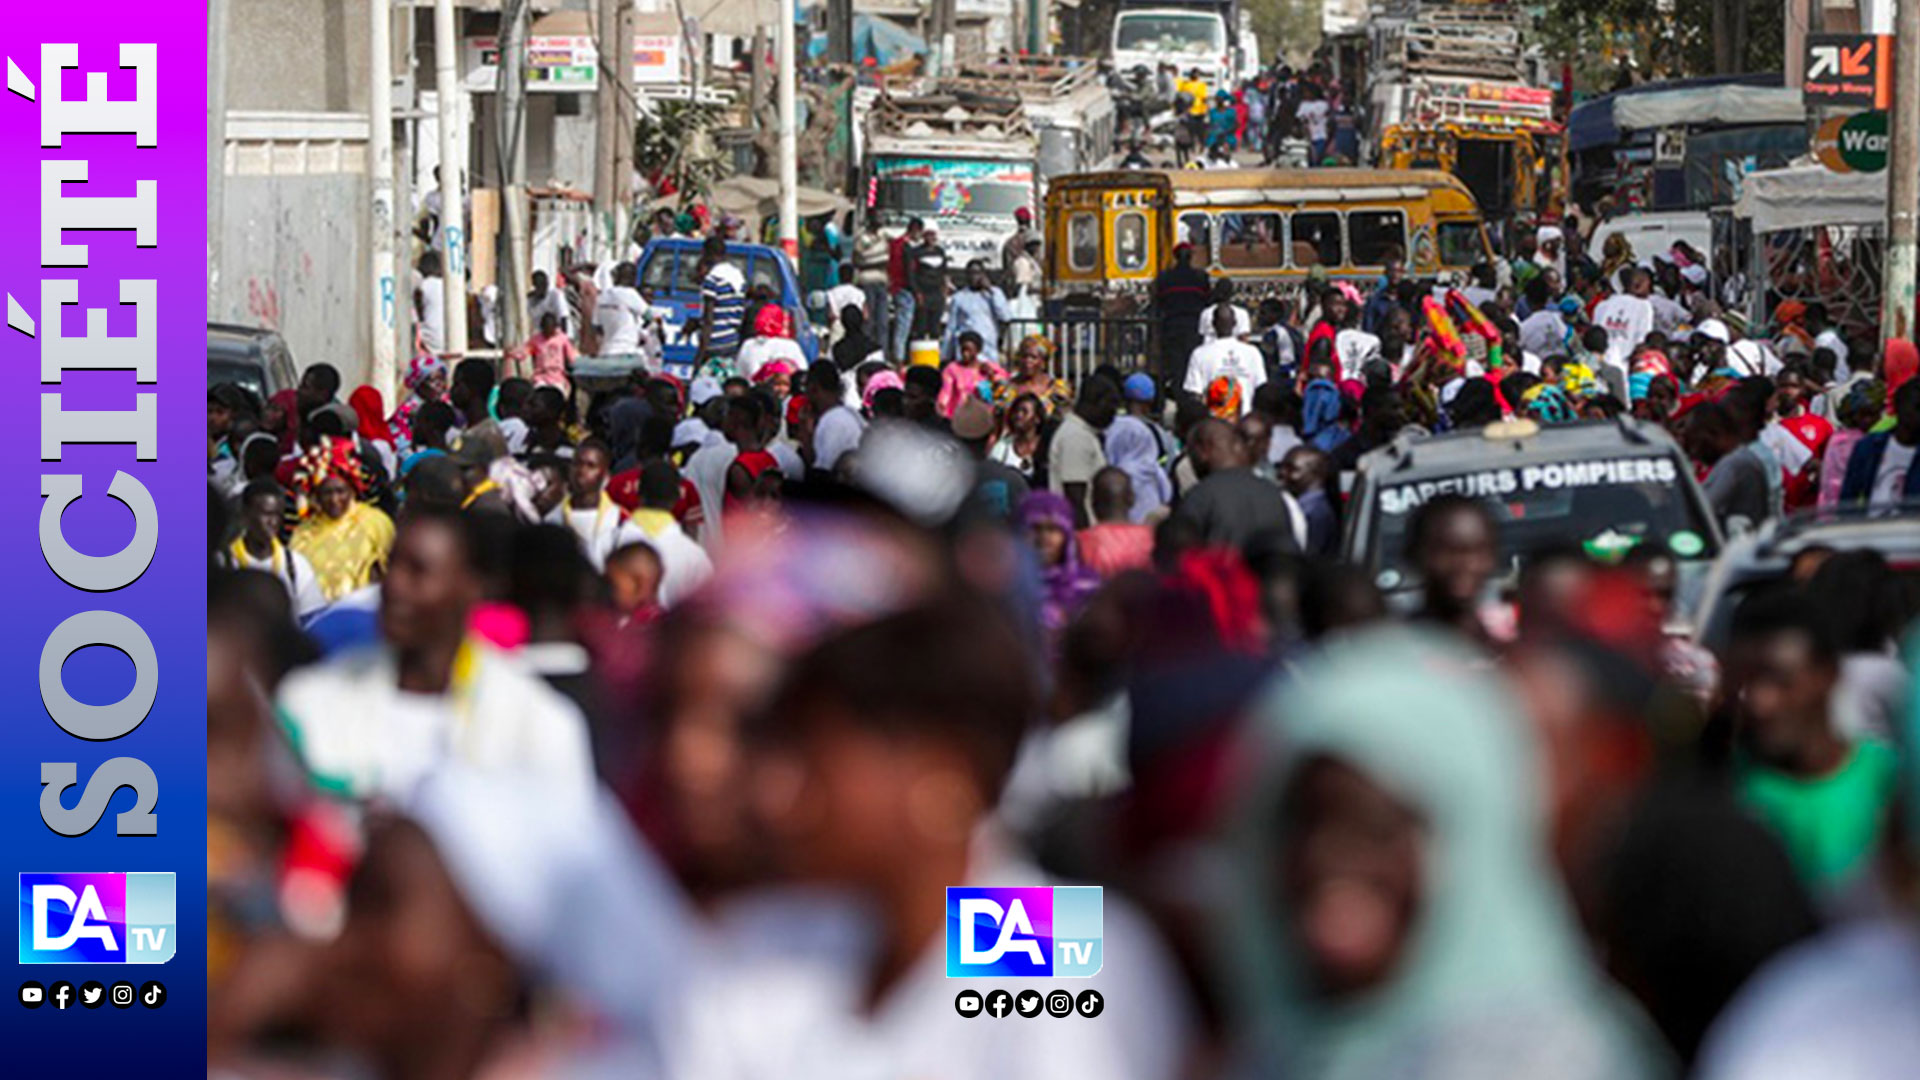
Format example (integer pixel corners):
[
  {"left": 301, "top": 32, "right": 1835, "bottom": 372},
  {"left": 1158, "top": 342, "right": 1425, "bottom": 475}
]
[
  {"left": 1227, "top": 627, "right": 1665, "bottom": 1080},
  {"left": 749, "top": 597, "right": 1040, "bottom": 886},
  {"left": 621, "top": 505, "right": 952, "bottom": 903}
]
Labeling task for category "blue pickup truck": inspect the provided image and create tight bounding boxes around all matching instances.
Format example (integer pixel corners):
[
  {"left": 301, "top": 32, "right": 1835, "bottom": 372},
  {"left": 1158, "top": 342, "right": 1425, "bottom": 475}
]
[{"left": 632, "top": 237, "right": 819, "bottom": 378}]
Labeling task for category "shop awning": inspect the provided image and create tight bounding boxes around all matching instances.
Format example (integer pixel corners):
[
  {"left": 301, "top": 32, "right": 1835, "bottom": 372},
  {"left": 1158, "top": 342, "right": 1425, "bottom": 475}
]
[{"left": 1732, "top": 162, "right": 1887, "bottom": 234}]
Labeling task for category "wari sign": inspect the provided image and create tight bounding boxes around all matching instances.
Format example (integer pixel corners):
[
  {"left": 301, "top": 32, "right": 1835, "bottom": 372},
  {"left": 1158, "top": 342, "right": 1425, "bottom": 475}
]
[
  {"left": 1817, "top": 111, "right": 1890, "bottom": 173},
  {"left": 1837, "top": 110, "right": 1889, "bottom": 173},
  {"left": 1803, "top": 34, "right": 1891, "bottom": 108}
]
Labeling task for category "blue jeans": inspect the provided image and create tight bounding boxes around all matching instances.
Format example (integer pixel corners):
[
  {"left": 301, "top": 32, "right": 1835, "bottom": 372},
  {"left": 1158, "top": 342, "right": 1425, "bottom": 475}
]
[
  {"left": 862, "top": 282, "right": 890, "bottom": 349},
  {"left": 890, "top": 289, "right": 916, "bottom": 363},
  {"left": 1310, "top": 137, "right": 1327, "bottom": 166}
]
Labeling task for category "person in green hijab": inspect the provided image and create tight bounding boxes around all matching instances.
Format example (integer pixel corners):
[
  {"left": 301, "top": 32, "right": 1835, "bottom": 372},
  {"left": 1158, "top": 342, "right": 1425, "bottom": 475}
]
[{"left": 1224, "top": 626, "right": 1670, "bottom": 1080}]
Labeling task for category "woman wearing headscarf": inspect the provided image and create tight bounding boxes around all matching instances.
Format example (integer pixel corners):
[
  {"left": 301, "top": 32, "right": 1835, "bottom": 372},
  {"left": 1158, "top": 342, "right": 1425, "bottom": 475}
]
[
  {"left": 267, "top": 388, "right": 302, "bottom": 453},
  {"left": 1019, "top": 491, "right": 1102, "bottom": 636},
  {"left": 348, "top": 385, "right": 400, "bottom": 482},
  {"left": 389, "top": 353, "right": 449, "bottom": 455},
  {"left": 1105, "top": 414, "right": 1174, "bottom": 523},
  {"left": 1224, "top": 627, "right": 1669, "bottom": 1080},
  {"left": 289, "top": 436, "right": 397, "bottom": 602},
  {"left": 995, "top": 335, "right": 1073, "bottom": 416}
]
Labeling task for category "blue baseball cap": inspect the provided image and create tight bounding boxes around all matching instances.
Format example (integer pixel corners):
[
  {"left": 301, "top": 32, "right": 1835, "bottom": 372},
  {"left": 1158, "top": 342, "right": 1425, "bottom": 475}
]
[{"left": 1123, "top": 373, "right": 1157, "bottom": 402}]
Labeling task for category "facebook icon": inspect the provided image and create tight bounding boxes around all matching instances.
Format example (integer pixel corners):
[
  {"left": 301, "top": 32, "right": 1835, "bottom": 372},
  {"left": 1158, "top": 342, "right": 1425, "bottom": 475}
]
[{"left": 945, "top": 886, "right": 1103, "bottom": 978}]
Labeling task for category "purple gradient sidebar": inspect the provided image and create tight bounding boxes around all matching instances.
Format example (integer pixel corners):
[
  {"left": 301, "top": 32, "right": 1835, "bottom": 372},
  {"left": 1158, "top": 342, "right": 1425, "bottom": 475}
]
[{"left": 0, "top": 13, "right": 206, "bottom": 1072}]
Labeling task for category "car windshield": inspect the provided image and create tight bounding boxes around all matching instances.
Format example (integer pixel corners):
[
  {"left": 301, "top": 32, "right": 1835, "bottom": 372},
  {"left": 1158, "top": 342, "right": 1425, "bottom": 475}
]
[
  {"left": 1115, "top": 14, "right": 1225, "bottom": 52},
  {"left": 640, "top": 251, "right": 777, "bottom": 301},
  {"left": 1438, "top": 221, "right": 1486, "bottom": 267},
  {"left": 1367, "top": 453, "right": 1719, "bottom": 591},
  {"left": 209, "top": 356, "right": 266, "bottom": 400}
]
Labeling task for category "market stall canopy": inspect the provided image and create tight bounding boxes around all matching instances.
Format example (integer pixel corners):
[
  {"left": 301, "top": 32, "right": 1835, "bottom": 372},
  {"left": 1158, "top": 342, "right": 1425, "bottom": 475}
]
[
  {"left": 697, "top": 176, "right": 853, "bottom": 222},
  {"left": 1613, "top": 84, "right": 1803, "bottom": 132},
  {"left": 856, "top": 13, "right": 928, "bottom": 66},
  {"left": 1568, "top": 75, "right": 1800, "bottom": 152},
  {"left": 1732, "top": 161, "right": 1887, "bottom": 234}
]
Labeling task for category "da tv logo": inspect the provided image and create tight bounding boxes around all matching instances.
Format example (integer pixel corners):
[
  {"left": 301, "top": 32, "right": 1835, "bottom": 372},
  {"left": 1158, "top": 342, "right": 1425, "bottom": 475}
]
[
  {"left": 19, "top": 873, "right": 175, "bottom": 964},
  {"left": 946, "top": 886, "right": 1102, "bottom": 978}
]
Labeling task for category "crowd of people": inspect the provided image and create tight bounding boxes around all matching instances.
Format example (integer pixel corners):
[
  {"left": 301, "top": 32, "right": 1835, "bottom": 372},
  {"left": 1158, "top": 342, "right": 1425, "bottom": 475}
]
[
  {"left": 208, "top": 189, "right": 1920, "bottom": 1079},
  {"left": 1138, "top": 59, "right": 1359, "bottom": 170}
]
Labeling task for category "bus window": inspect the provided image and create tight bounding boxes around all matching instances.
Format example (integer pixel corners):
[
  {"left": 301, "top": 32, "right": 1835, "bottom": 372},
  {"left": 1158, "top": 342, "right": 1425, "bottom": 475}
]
[
  {"left": 1291, "top": 212, "right": 1342, "bottom": 267},
  {"left": 1218, "top": 212, "right": 1282, "bottom": 269},
  {"left": 1114, "top": 212, "right": 1149, "bottom": 272},
  {"left": 1068, "top": 212, "right": 1099, "bottom": 272},
  {"left": 1347, "top": 210, "right": 1407, "bottom": 267},
  {"left": 1179, "top": 212, "right": 1213, "bottom": 267},
  {"left": 1438, "top": 221, "right": 1485, "bottom": 267}
]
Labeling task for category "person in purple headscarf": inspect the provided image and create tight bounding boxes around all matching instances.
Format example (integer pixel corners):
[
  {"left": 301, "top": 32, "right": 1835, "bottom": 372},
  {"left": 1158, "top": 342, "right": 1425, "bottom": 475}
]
[{"left": 1019, "top": 490, "right": 1102, "bottom": 635}]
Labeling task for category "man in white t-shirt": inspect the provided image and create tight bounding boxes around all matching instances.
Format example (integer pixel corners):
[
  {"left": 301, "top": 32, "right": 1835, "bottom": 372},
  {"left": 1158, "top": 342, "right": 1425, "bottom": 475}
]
[
  {"left": 1806, "top": 302, "right": 1852, "bottom": 380},
  {"left": 822, "top": 264, "right": 866, "bottom": 340},
  {"left": 806, "top": 360, "right": 866, "bottom": 475},
  {"left": 1296, "top": 87, "right": 1331, "bottom": 163},
  {"left": 529, "top": 269, "right": 571, "bottom": 337},
  {"left": 1198, "top": 283, "right": 1254, "bottom": 341},
  {"left": 1591, "top": 267, "right": 1655, "bottom": 379},
  {"left": 1334, "top": 321, "right": 1383, "bottom": 380},
  {"left": 1184, "top": 306, "right": 1268, "bottom": 419},
  {"left": 626, "top": 458, "right": 715, "bottom": 607},
  {"left": 593, "top": 261, "right": 649, "bottom": 360},
  {"left": 414, "top": 251, "right": 447, "bottom": 356}
]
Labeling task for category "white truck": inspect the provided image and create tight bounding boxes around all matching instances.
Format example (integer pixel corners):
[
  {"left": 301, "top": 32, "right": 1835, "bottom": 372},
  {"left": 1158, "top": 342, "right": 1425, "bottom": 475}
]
[
  {"left": 1110, "top": 4, "right": 1237, "bottom": 88},
  {"left": 860, "top": 93, "right": 1039, "bottom": 271}
]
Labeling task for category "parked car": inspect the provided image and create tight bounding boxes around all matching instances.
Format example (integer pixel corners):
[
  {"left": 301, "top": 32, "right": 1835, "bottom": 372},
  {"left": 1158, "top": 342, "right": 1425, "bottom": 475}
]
[
  {"left": 1690, "top": 504, "right": 1920, "bottom": 652},
  {"left": 1344, "top": 417, "right": 1723, "bottom": 613},
  {"left": 633, "top": 238, "right": 819, "bottom": 377},
  {"left": 208, "top": 323, "right": 298, "bottom": 402}
]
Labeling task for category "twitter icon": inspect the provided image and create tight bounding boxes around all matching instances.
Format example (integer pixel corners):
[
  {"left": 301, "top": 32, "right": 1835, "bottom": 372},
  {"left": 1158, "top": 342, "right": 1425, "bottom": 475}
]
[
  {"left": 79, "top": 981, "right": 106, "bottom": 1009},
  {"left": 1014, "top": 990, "right": 1043, "bottom": 1018}
]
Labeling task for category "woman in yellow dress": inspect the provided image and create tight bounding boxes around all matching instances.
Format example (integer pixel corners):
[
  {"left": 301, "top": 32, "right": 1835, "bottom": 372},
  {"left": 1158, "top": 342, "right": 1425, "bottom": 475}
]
[{"left": 289, "top": 436, "right": 395, "bottom": 602}]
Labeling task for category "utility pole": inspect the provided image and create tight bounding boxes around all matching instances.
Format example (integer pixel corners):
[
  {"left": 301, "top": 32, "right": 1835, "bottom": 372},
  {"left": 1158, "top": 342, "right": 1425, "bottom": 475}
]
[
  {"left": 208, "top": 0, "right": 229, "bottom": 312},
  {"left": 612, "top": 0, "right": 636, "bottom": 258},
  {"left": 595, "top": 0, "right": 635, "bottom": 262},
  {"left": 930, "top": 0, "right": 956, "bottom": 76},
  {"left": 828, "top": 0, "right": 852, "bottom": 65},
  {"left": 433, "top": 0, "right": 469, "bottom": 357},
  {"left": 1887, "top": 0, "right": 1920, "bottom": 343},
  {"left": 778, "top": 0, "right": 799, "bottom": 259},
  {"left": 396, "top": 7, "right": 416, "bottom": 361},
  {"left": 498, "top": 0, "right": 532, "bottom": 365},
  {"left": 594, "top": 0, "right": 619, "bottom": 262},
  {"left": 370, "top": 0, "right": 398, "bottom": 400}
]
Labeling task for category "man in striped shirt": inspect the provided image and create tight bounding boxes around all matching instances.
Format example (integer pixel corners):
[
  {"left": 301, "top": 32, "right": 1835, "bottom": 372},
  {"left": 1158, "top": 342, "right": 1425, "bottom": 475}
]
[{"left": 696, "top": 235, "right": 747, "bottom": 377}]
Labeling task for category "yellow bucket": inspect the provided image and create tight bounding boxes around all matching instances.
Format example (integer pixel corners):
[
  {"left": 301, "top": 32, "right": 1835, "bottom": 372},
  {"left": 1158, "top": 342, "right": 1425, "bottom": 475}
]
[{"left": 909, "top": 339, "right": 942, "bottom": 368}]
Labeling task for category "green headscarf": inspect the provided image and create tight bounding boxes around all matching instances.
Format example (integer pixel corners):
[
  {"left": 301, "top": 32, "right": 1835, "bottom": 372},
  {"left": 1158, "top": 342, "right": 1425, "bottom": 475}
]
[{"left": 1225, "top": 627, "right": 1670, "bottom": 1080}]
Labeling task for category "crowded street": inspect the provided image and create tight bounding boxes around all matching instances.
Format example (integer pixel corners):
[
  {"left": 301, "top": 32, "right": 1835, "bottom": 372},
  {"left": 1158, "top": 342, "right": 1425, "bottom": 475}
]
[{"left": 206, "top": 1, "right": 1920, "bottom": 1077}]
